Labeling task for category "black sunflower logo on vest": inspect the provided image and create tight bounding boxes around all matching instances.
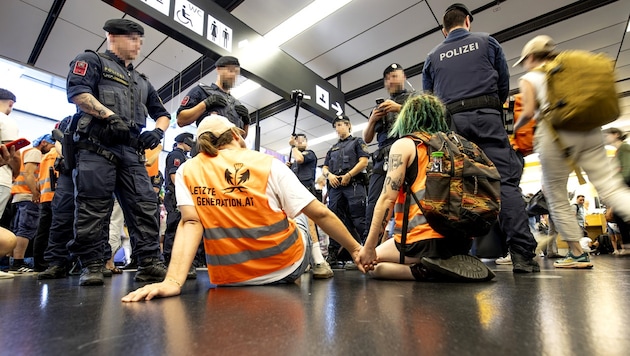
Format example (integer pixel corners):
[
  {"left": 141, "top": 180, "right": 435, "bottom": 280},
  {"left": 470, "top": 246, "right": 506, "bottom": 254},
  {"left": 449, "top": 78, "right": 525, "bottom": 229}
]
[{"left": 224, "top": 163, "right": 250, "bottom": 193}]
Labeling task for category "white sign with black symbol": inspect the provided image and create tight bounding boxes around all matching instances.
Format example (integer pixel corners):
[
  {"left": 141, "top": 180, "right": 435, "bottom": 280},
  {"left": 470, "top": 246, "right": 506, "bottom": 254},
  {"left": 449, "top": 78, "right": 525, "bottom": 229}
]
[
  {"left": 141, "top": 0, "right": 170, "bottom": 16},
  {"left": 207, "top": 15, "right": 233, "bottom": 52},
  {"left": 174, "top": 0, "right": 204, "bottom": 36},
  {"left": 316, "top": 85, "right": 329, "bottom": 111}
]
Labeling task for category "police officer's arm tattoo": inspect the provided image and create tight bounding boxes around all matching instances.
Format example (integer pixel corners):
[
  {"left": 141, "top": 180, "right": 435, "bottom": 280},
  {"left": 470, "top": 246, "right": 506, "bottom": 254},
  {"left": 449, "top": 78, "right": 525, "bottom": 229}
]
[{"left": 71, "top": 93, "right": 114, "bottom": 119}]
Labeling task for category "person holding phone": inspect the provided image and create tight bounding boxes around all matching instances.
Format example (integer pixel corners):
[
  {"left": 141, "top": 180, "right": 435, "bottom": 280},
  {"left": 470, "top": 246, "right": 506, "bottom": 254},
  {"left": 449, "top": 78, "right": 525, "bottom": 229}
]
[{"left": 363, "top": 63, "right": 415, "bottom": 245}]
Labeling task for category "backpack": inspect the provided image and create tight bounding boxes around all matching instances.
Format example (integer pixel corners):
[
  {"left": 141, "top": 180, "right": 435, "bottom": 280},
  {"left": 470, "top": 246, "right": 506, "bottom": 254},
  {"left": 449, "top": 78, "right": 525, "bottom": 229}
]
[
  {"left": 538, "top": 50, "right": 619, "bottom": 131},
  {"left": 509, "top": 94, "right": 536, "bottom": 157},
  {"left": 402, "top": 132, "right": 502, "bottom": 239}
]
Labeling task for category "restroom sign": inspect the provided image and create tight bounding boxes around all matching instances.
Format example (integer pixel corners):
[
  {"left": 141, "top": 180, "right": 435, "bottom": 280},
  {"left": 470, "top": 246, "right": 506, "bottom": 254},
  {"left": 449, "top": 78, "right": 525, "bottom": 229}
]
[
  {"left": 207, "top": 15, "right": 233, "bottom": 52},
  {"left": 174, "top": 0, "right": 204, "bottom": 36}
]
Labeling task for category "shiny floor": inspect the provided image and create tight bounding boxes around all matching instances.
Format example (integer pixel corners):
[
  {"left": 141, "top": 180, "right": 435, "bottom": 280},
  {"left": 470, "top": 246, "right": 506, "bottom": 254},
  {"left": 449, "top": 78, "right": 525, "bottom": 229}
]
[{"left": 2, "top": 255, "right": 630, "bottom": 356}]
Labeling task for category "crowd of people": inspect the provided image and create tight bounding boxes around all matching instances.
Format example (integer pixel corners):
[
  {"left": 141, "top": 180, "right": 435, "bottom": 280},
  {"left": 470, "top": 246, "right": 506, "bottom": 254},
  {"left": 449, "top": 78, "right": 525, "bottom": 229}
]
[{"left": 1, "top": 4, "right": 629, "bottom": 302}]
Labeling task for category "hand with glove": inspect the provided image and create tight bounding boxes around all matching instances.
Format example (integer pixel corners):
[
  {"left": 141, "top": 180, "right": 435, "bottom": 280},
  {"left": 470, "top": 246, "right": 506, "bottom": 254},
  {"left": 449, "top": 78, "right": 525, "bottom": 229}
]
[
  {"left": 139, "top": 128, "right": 165, "bottom": 150},
  {"left": 234, "top": 104, "right": 250, "bottom": 124},
  {"left": 105, "top": 114, "right": 130, "bottom": 144},
  {"left": 203, "top": 94, "right": 228, "bottom": 111}
]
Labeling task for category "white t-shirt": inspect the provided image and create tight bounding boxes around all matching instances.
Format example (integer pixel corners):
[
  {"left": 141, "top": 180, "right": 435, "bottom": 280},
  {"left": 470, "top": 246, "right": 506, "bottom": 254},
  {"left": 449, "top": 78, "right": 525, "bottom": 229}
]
[
  {"left": 0, "top": 112, "right": 19, "bottom": 188},
  {"left": 520, "top": 70, "right": 549, "bottom": 119},
  {"left": 175, "top": 152, "right": 316, "bottom": 285}
]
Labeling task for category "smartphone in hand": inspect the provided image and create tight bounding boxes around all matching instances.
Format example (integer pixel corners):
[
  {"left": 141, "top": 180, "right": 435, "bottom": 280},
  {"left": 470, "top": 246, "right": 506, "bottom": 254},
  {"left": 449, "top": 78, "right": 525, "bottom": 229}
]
[{"left": 4, "top": 138, "right": 30, "bottom": 150}]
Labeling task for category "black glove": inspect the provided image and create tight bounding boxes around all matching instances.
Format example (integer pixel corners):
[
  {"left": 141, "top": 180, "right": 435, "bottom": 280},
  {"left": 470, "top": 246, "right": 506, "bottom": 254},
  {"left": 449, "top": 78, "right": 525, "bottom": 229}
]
[
  {"left": 234, "top": 104, "right": 250, "bottom": 124},
  {"left": 105, "top": 114, "right": 130, "bottom": 144},
  {"left": 203, "top": 94, "right": 228, "bottom": 110},
  {"left": 139, "top": 128, "right": 164, "bottom": 150}
]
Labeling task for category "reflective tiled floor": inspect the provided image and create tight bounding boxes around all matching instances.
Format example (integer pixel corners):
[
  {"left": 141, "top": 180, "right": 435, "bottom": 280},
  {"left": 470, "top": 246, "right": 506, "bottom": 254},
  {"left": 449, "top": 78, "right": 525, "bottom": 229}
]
[{"left": 2, "top": 255, "right": 630, "bottom": 355}]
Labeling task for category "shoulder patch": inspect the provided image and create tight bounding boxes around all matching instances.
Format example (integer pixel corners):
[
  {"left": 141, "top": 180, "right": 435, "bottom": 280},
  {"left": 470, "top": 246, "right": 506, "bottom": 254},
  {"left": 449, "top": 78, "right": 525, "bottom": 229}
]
[
  {"left": 174, "top": 158, "right": 181, "bottom": 167},
  {"left": 72, "top": 61, "right": 88, "bottom": 76},
  {"left": 180, "top": 96, "right": 190, "bottom": 106}
]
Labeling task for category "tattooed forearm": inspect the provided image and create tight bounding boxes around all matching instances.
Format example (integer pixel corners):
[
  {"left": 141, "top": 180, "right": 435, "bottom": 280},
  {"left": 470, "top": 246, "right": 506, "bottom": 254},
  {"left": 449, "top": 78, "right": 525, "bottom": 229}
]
[
  {"left": 380, "top": 207, "right": 390, "bottom": 233},
  {"left": 382, "top": 177, "right": 391, "bottom": 194},
  {"left": 72, "top": 93, "right": 112, "bottom": 118},
  {"left": 389, "top": 154, "right": 403, "bottom": 170},
  {"left": 389, "top": 174, "right": 403, "bottom": 191}
]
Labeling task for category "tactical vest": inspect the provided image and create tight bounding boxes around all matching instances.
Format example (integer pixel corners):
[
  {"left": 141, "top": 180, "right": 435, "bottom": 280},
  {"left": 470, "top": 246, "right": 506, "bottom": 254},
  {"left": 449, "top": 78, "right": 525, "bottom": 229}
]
[
  {"left": 327, "top": 136, "right": 360, "bottom": 175},
  {"left": 393, "top": 143, "right": 443, "bottom": 244},
  {"left": 92, "top": 51, "right": 150, "bottom": 128},
  {"left": 376, "top": 90, "right": 414, "bottom": 149},
  {"left": 197, "top": 83, "right": 244, "bottom": 129},
  {"left": 428, "top": 32, "right": 498, "bottom": 105},
  {"left": 182, "top": 149, "right": 305, "bottom": 285},
  {"left": 292, "top": 149, "right": 316, "bottom": 185},
  {"left": 38, "top": 149, "right": 58, "bottom": 203},
  {"left": 11, "top": 148, "right": 40, "bottom": 195}
]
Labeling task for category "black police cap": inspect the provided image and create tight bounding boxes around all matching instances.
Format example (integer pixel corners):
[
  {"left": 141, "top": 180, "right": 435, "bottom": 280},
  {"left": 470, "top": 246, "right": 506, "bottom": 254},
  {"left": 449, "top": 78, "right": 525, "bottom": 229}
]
[
  {"left": 332, "top": 115, "right": 351, "bottom": 128},
  {"left": 0, "top": 88, "right": 16, "bottom": 102},
  {"left": 174, "top": 132, "right": 194, "bottom": 143},
  {"left": 103, "top": 19, "right": 145, "bottom": 36},
  {"left": 383, "top": 63, "right": 404, "bottom": 78},
  {"left": 445, "top": 3, "right": 473, "bottom": 22},
  {"left": 215, "top": 56, "right": 240, "bottom": 67}
]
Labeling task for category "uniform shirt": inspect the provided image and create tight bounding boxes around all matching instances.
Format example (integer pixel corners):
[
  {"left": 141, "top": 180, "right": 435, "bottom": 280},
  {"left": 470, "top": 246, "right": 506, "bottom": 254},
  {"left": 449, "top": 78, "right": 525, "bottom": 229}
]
[
  {"left": 375, "top": 90, "right": 414, "bottom": 150},
  {"left": 177, "top": 83, "right": 249, "bottom": 129},
  {"left": 0, "top": 112, "right": 19, "bottom": 188},
  {"left": 165, "top": 147, "right": 187, "bottom": 192},
  {"left": 291, "top": 149, "right": 316, "bottom": 186},
  {"left": 423, "top": 28, "right": 509, "bottom": 104},
  {"left": 323, "top": 135, "right": 371, "bottom": 176},
  {"left": 66, "top": 50, "right": 170, "bottom": 129}
]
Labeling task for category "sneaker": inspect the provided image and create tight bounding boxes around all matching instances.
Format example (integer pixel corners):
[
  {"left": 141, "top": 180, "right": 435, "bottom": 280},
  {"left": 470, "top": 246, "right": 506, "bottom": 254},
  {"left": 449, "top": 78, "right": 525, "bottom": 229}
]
[
  {"left": 187, "top": 265, "right": 197, "bottom": 280},
  {"left": 495, "top": 254, "right": 512, "bottom": 265},
  {"left": 10, "top": 263, "right": 35, "bottom": 273},
  {"left": 79, "top": 263, "right": 104, "bottom": 286},
  {"left": 421, "top": 255, "right": 495, "bottom": 282},
  {"left": 343, "top": 261, "right": 359, "bottom": 271},
  {"left": 134, "top": 257, "right": 167, "bottom": 282},
  {"left": 554, "top": 252, "right": 593, "bottom": 269},
  {"left": 37, "top": 265, "right": 68, "bottom": 280},
  {"left": 0, "top": 270, "right": 15, "bottom": 279},
  {"left": 511, "top": 252, "right": 541, "bottom": 273},
  {"left": 312, "top": 262, "right": 334, "bottom": 279}
]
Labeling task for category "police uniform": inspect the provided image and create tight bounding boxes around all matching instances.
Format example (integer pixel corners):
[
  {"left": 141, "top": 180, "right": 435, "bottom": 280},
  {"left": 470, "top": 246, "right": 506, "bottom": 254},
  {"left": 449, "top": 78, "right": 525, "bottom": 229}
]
[
  {"left": 177, "top": 56, "right": 249, "bottom": 129},
  {"left": 422, "top": 4, "right": 538, "bottom": 268},
  {"left": 162, "top": 133, "right": 192, "bottom": 263},
  {"left": 291, "top": 147, "right": 317, "bottom": 195},
  {"left": 324, "top": 119, "right": 370, "bottom": 258},
  {"left": 65, "top": 19, "right": 169, "bottom": 283},
  {"left": 365, "top": 63, "right": 415, "bottom": 242}
]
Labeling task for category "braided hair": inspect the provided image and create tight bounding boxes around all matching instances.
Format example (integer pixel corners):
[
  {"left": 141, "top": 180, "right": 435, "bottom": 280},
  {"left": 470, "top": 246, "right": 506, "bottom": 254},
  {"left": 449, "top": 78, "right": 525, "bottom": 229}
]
[{"left": 388, "top": 93, "right": 449, "bottom": 138}]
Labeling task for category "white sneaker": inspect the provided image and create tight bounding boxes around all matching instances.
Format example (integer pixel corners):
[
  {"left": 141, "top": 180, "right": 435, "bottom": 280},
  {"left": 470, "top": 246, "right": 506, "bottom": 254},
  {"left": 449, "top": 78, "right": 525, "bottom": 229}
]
[
  {"left": 312, "top": 262, "right": 334, "bottom": 279},
  {"left": 495, "top": 254, "right": 512, "bottom": 265},
  {"left": 0, "top": 270, "right": 15, "bottom": 279}
]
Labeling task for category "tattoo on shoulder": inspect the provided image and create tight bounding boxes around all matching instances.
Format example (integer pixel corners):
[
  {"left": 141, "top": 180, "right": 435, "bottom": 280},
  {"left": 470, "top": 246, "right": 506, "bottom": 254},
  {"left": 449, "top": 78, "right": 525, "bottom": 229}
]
[{"left": 389, "top": 154, "right": 403, "bottom": 170}]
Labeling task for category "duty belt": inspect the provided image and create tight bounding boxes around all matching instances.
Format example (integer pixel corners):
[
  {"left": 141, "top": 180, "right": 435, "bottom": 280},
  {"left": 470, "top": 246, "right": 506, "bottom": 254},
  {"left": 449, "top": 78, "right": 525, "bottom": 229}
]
[{"left": 446, "top": 95, "right": 502, "bottom": 115}]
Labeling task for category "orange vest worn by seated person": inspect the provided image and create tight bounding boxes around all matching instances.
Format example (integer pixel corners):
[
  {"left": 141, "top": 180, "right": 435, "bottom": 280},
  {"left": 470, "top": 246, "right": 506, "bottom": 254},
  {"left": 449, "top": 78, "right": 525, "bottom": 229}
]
[
  {"left": 182, "top": 149, "right": 305, "bottom": 285},
  {"left": 38, "top": 149, "right": 58, "bottom": 203},
  {"left": 11, "top": 147, "right": 40, "bottom": 195},
  {"left": 393, "top": 141, "right": 444, "bottom": 245}
]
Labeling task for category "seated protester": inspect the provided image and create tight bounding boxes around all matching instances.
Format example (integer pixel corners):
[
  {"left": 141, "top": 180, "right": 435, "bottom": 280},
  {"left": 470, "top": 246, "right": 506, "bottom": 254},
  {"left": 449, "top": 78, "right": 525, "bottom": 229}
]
[
  {"left": 123, "top": 115, "right": 366, "bottom": 301},
  {"left": 358, "top": 94, "right": 494, "bottom": 282}
]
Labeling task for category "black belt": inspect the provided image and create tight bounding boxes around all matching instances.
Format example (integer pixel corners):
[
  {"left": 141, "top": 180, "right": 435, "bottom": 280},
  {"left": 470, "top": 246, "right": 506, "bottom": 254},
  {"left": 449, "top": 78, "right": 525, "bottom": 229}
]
[
  {"left": 76, "top": 140, "right": 118, "bottom": 164},
  {"left": 446, "top": 95, "right": 502, "bottom": 115}
]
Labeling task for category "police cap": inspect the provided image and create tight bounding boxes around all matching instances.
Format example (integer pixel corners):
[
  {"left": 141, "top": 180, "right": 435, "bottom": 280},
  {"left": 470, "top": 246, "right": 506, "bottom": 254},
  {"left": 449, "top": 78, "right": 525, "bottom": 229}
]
[
  {"left": 445, "top": 3, "right": 473, "bottom": 22},
  {"left": 103, "top": 19, "right": 145, "bottom": 36},
  {"left": 332, "top": 115, "right": 351, "bottom": 128},
  {"left": 215, "top": 56, "right": 240, "bottom": 67},
  {"left": 383, "top": 63, "right": 404, "bottom": 78},
  {"left": 0, "top": 88, "right": 16, "bottom": 102},
  {"left": 174, "top": 132, "right": 194, "bottom": 143}
]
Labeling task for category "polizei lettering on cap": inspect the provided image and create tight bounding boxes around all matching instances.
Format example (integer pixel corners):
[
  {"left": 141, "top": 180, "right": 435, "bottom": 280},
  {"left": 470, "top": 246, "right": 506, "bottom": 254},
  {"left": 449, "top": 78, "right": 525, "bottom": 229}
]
[{"left": 439, "top": 42, "right": 480, "bottom": 61}]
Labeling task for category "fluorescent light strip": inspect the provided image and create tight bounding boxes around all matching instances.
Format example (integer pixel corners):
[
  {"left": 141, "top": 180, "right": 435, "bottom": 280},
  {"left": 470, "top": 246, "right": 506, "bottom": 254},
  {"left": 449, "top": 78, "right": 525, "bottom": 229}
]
[{"left": 263, "top": 0, "right": 353, "bottom": 47}]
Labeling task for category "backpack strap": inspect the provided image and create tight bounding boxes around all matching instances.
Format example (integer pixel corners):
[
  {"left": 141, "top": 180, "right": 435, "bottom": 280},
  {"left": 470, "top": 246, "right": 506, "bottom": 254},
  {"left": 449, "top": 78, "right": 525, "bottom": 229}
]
[{"left": 541, "top": 118, "right": 586, "bottom": 184}]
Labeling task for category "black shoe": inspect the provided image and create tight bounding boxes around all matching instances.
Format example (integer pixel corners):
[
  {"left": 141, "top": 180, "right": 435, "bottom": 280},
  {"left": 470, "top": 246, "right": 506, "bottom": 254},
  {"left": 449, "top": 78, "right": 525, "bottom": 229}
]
[
  {"left": 187, "top": 265, "right": 197, "bottom": 280},
  {"left": 37, "top": 265, "right": 68, "bottom": 280},
  {"left": 134, "top": 257, "right": 167, "bottom": 282},
  {"left": 101, "top": 266, "right": 113, "bottom": 278},
  {"left": 511, "top": 251, "right": 541, "bottom": 273},
  {"left": 79, "top": 263, "right": 104, "bottom": 286},
  {"left": 421, "top": 255, "right": 494, "bottom": 282}
]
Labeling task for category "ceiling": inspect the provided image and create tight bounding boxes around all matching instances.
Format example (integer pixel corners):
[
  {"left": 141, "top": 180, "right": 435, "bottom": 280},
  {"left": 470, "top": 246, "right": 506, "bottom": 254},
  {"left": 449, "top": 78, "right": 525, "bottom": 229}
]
[{"left": 1, "top": 0, "right": 630, "bottom": 165}]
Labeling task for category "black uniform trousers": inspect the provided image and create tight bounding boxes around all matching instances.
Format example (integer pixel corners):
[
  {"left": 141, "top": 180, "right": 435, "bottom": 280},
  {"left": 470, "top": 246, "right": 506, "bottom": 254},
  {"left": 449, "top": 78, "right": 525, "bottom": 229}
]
[
  {"left": 162, "top": 191, "right": 179, "bottom": 262},
  {"left": 451, "top": 109, "right": 537, "bottom": 259},
  {"left": 33, "top": 201, "right": 52, "bottom": 271},
  {"left": 328, "top": 182, "right": 366, "bottom": 255},
  {"left": 68, "top": 144, "right": 159, "bottom": 265},
  {"left": 364, "top": 159, "right": 387, "bottom": 243}
]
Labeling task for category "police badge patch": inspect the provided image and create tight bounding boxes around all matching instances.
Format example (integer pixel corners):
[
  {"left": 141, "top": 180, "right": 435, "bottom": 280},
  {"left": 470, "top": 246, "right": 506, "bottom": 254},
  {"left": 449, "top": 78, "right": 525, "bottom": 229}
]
[
  {"left": 174, "top": 158, "right": 181, "bottom": 167},
  {"left": 180, "top": 96, "right": 190, "bottom": 106},
  {"left": 72, "top": 61, "right": 88, "bottom": 76}
]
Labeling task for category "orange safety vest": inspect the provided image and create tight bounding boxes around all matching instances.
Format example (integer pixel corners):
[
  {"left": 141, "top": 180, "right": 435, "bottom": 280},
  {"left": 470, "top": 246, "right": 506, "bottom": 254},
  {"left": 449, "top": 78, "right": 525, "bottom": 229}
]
[
  {"left": 393, "top": 142, "right": 443, "bottom": 244},
  {"left": 182, "top": 149, "right": 305, "bottom": 285},
  {"left": 11, "top": 147, "right": 40, "bottom": 195},
  {"left": 38, "top": 149, "right": 58, "bottom": 203},
  {"left": 145, "top": 146, "right": 160, "bottom": 177}
]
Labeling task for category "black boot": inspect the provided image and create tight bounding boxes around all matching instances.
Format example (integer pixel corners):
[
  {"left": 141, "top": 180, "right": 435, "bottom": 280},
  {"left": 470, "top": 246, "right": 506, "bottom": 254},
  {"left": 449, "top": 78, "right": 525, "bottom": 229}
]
[
  {"left": 37, "top": 264, "right": 68, "bottom": 280},
  {"left": 134, "top": 257, "right": 167, "bottom": 282},
  {"left": 79, "top": 263, "right": 104, "bottom": 286}
]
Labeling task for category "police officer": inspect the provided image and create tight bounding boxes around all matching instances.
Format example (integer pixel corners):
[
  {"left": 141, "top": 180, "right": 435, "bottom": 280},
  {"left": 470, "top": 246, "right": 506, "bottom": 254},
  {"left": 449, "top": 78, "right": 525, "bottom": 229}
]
[
  {"left": 322, "top": 115, "right": 370, "bottom": 267},
  {"left": 163, "top": 132, "right": 193, "bottom": 265},
  {"left": 66, "top": 18, "right": 171, "bottom": 286},
  {"left": 176, "top": 56, "right": 250, "bottom": 137},
  {"left": 363, "top": 63, "right": 414, "bottom": 243},
  {"left": 422, "top": 3, "right": 539, "bottom": 273},
  {"left": 288, "top": 134, "right": 317, "bottom": 195}
]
